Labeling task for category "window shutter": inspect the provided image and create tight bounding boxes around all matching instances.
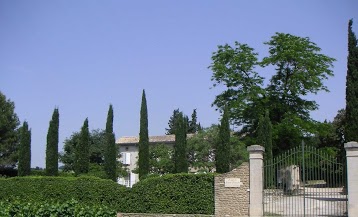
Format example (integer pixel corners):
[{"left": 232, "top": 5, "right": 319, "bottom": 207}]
[{"left": 125, "top": 152, "right": 131, "bottom": 165}]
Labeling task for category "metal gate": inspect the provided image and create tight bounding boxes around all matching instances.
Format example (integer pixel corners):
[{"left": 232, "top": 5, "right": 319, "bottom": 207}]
[{"left": 263, "top": 142, "right": 347, "bottom": 217}]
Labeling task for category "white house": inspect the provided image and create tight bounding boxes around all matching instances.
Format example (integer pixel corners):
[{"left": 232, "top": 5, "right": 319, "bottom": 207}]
[{"left": 116, "top": 135, "right": 176, "bottom": 187}]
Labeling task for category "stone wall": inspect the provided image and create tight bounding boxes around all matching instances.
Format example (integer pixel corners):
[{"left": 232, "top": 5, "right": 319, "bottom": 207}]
[
  {"left": 117, "top": 214, "right": 214, "bottom": 217},
  {"left": 214, "top": 162, "right": 250, "bottom": 217}
]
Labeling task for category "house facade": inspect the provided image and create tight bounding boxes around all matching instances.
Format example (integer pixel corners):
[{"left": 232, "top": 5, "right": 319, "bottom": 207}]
[{"left": 116, "top": 135, "right": 176, "bottom": 187}]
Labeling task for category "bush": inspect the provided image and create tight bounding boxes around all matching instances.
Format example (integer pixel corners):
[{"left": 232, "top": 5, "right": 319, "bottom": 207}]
[
  {"left": 128, "top": 173, "right": 214, "bottom": 214},
  {"left": 0, "top": 173, "right": 214, "bottom": 214},
  {"left": 0, "top": 176, "right": 129, "bottom": 211},
  {"left": 0, "top": 199, "right": 116, "bottom": 216},
  {"left": 30, "top": 169, "right": 75, "bottom": 177}
]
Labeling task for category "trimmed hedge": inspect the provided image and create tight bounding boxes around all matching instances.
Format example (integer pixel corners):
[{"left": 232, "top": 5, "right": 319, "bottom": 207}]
[
  {"left": 0, "top": 176, "right": 130, "bottom": 211},
  {"left": 128, "top": 173, "right": 214, "bottom": 214},
  {"left": 0, "top": 199, "right": 116, "bottom": 216},
  {"left": 0, "top": 173, "right": 214, "bottom": 214},
  {"left": 30, "top": 169, "right": 75, "bottom": 177}
]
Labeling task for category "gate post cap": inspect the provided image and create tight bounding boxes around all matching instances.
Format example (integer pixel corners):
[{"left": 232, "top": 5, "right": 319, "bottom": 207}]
[
  {"left": 344, "top": 141, "right": 358, "bottom": 149},
  {"left": 247, "top": 145, "right": 265, "bottom": 152}
]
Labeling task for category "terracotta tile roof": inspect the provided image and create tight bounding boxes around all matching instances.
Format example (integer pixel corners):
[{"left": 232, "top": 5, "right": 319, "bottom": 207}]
[
  {"left": 117, "top": 135, "right": 175, "bottom": 145},
  {"left": 117, "top": 134, "right": 194, "bottom": 145}
]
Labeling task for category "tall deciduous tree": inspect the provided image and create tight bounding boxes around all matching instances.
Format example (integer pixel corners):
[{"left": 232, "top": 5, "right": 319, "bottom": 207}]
[
  {"left": 60, "top": 129, "right": 106, "bottom": 171},
  {"left": 257, "top": 110, "right": 273, "bottom": 161},
  {"left": 46, "top": 108, "right": 59, "bottom": 176},
  {"left": 104, "top": 104, "right": 117, "bottom": 181},
  {"left": 345, "top": 19, "right": 358, "bottom": 142},
  {"left": 138, "top": 90, "right": 149, "bottom": 179},
  {"left": 210, "top": 33, "right": 335, "bottom": 154},
  {"left": 216, "top": 106, "right": 230, "bottom": 173},
  {"left": 174, "top": 112, "right": 188, "bottom": 173},
  {"left": 18, "top": 121, "right": 31, "bottom": 176},
  {"left": 187, "top": 124, "right": 248, "bottom": 173},
  {"left": 74, "top": 118, "right": 90, "bottom": 175},
  {"left": 149, "top": 144, "right": 174, "bottom": 175},
  {"left": 0, "top": 91, "right": 20, "bottom": 169}
]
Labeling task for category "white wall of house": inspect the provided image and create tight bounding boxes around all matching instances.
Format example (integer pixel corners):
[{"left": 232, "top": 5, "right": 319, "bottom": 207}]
[
  {"left": 117, "top": 134, "right": 189, "bottom": 187},
  {"left": 118, "top": 145, "right": 139, "bottom": 187}
]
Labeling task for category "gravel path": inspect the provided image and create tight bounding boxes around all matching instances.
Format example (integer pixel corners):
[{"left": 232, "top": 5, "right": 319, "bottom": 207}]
[{"left": 264, "top": 187, "right": 347, "bottom": 217}]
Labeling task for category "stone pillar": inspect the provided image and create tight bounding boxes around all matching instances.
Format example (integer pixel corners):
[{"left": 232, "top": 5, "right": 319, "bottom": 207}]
[
  {"left": 345, "top": 141, "right": 358, "bottom": 217},
  {"left": 247, "top": 145, "right": 265, "bottom": 217}
]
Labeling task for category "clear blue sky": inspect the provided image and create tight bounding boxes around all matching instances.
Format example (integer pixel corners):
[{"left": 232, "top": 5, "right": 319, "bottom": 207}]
[{"left": 1, "top": 1, "right": 357, "bottom": 168}]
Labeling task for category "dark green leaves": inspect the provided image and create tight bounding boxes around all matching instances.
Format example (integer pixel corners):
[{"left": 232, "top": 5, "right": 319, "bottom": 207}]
[
  {"left": 18, "top": 121, "right": 31, "bottom": 176},
  {"left": 138, "top": 90, "right": 150, "bottom": 179},
  {"left": 345, "top": 19, "right": 358, "bottom": 142},
  {"left": 0, "top": 92, "right": 20, "bottom": 169},
  {"left": 46, "top": 108, "right": 59, "bottom": 176},
  {"left": 209, "top": 33, "right": 336, "bottom": 152}
]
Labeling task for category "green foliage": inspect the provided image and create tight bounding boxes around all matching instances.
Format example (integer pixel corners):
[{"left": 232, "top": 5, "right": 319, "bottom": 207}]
[
  {"left": 30, "top": 169, "right": 75, "bottom": 177},
  {"left": 187, "top": 125, "right": 248, "bottom": 172},
  {"left": 0, "top": 91, "right": 20, "bottom": 169},
  {"left": 149, "top": 144, "right": 174, "bottom": 174},
  {"left": 87, "top": 163, "right": 107, "bottom": 179},
  {"left": 0, "top": 199, "right": 116, "bottom": 216},
  {"left": 216, "top": 106, "right": 230, "bottom": 173},
  {"left": 139, "top": 90, "right": 149, "bottom": 179},
  {"left": 60, "top": 129, "right": 126, "bottom": 179},
  {"left": 75, "top": 118, "right": 90, "bottom": 175},
  {"left": 166, "top": 109, "right": 201, "bottom": 135},
  {"left": 128, "top": 173, "right": 214, "bottom": 214},
  {"left": 18, "top": 121, "right": 31, "bottom": 176},
  {"left": 174, "top": 112, "right": 188, "bottom": 173},
  {"left": 0, "top": 174, "right": 214, "bottom": 214},
  {"left": 257, "top": 110, "right": 273, "bottom": 160},
  {"left": 166, "top": 109, "right": 180, "bottom": 135},
  {"left": 188, "top": 109, "right": 201, "bottom": 133},
  {"left": 0, "top": 176, "right": 129, "bottom": 211},
  {"left": 345, "top": 19, "right": 358, "bottom": 142},
  {"left": 60, "top": 129, "right": 105, "bottom": 171},
  {"left": 104, "top": 104, "right": 117, "bottom": 181},
  {"left": 210, "top": 33, "right": 336, "bottom": 154},
  {"left": 187, "top": 126, "right": 217, "bottom": 173},
  {"left": 46, "top": 108, "right": 59, "bottom": 176}
]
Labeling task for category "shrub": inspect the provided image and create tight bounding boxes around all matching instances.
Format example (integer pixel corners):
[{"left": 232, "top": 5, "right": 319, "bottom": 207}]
[
  {"left": 30, "top": 169, "right": 75, "bottom": 177},
  {"left": 0, "top": 176, "right": 129, "bottom": 211},
  {"left": 128, "top": 173, "right": 214, "bottom": 214},
  {"left": 0, "top": 199, "right": 116, "bottom": 216},
  {"left": 0, "top": 173, "right": 214, "bottom": 214}
]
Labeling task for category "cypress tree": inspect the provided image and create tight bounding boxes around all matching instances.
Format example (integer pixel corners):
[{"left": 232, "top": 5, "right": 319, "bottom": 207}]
[
  {"left": 46, "top": 108, "right": 59, "bottom": 176},
  {"left": 216, "top": 106, "right": 230, "bottom": 173},
  {"left": 74, "top": 118, "right": 90, "bottom": 175},
  {"left": 257, "top": 110, "right": 274, "bottom": 186},
  {"left": 257, "top": 110, "right": 273, "bottom": 160},
  {"left": 345, "top": 19, "right": 358, "bottom": 142},
  {"left": 104, "top": 105, "right": 117, "bottom": 181},
  {"left": 139, "top": 90, "right": 150, "bottom": 179},
  {"left": 18, "top": 121, "right": 31, "bottom": 176},
  {"left": 165, "top": 109, "right": 180, "bottom": 135},
  {"left": 174, "top": 112, "right": 188, "bottom": 173},
  {"left": 188, "top": 109, "right": 198, "bottom": 133}
]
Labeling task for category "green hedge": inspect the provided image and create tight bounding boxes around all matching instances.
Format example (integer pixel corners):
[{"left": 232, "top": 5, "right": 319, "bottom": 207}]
[
  {"left": 128, "top": 173, "right": 214, "bottom": 214},
  {"left": 0, "top": 199, "right": 116, "bottom": 216},
  {"left": 0, "top": 176, "right": 130, "bottom": 211},
  {"left": 0, "top": 173, "right": 214, "bottom": 214},
  {"left": 30, "top": 170, "right": 75, "bottom": 177}
]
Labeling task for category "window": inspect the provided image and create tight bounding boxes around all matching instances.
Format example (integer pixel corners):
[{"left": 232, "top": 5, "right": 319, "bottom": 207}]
[
  {"left": 124, "top": 175, "right": 130, "bottom": 187},
  {"left": 122, "top": 152, "right": 131, "bottom": 165}
]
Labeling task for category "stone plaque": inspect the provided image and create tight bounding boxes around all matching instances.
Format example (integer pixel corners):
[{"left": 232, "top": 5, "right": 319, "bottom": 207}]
[{"left": 225, "top": 178, "right": 243, "bottom": 188}]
